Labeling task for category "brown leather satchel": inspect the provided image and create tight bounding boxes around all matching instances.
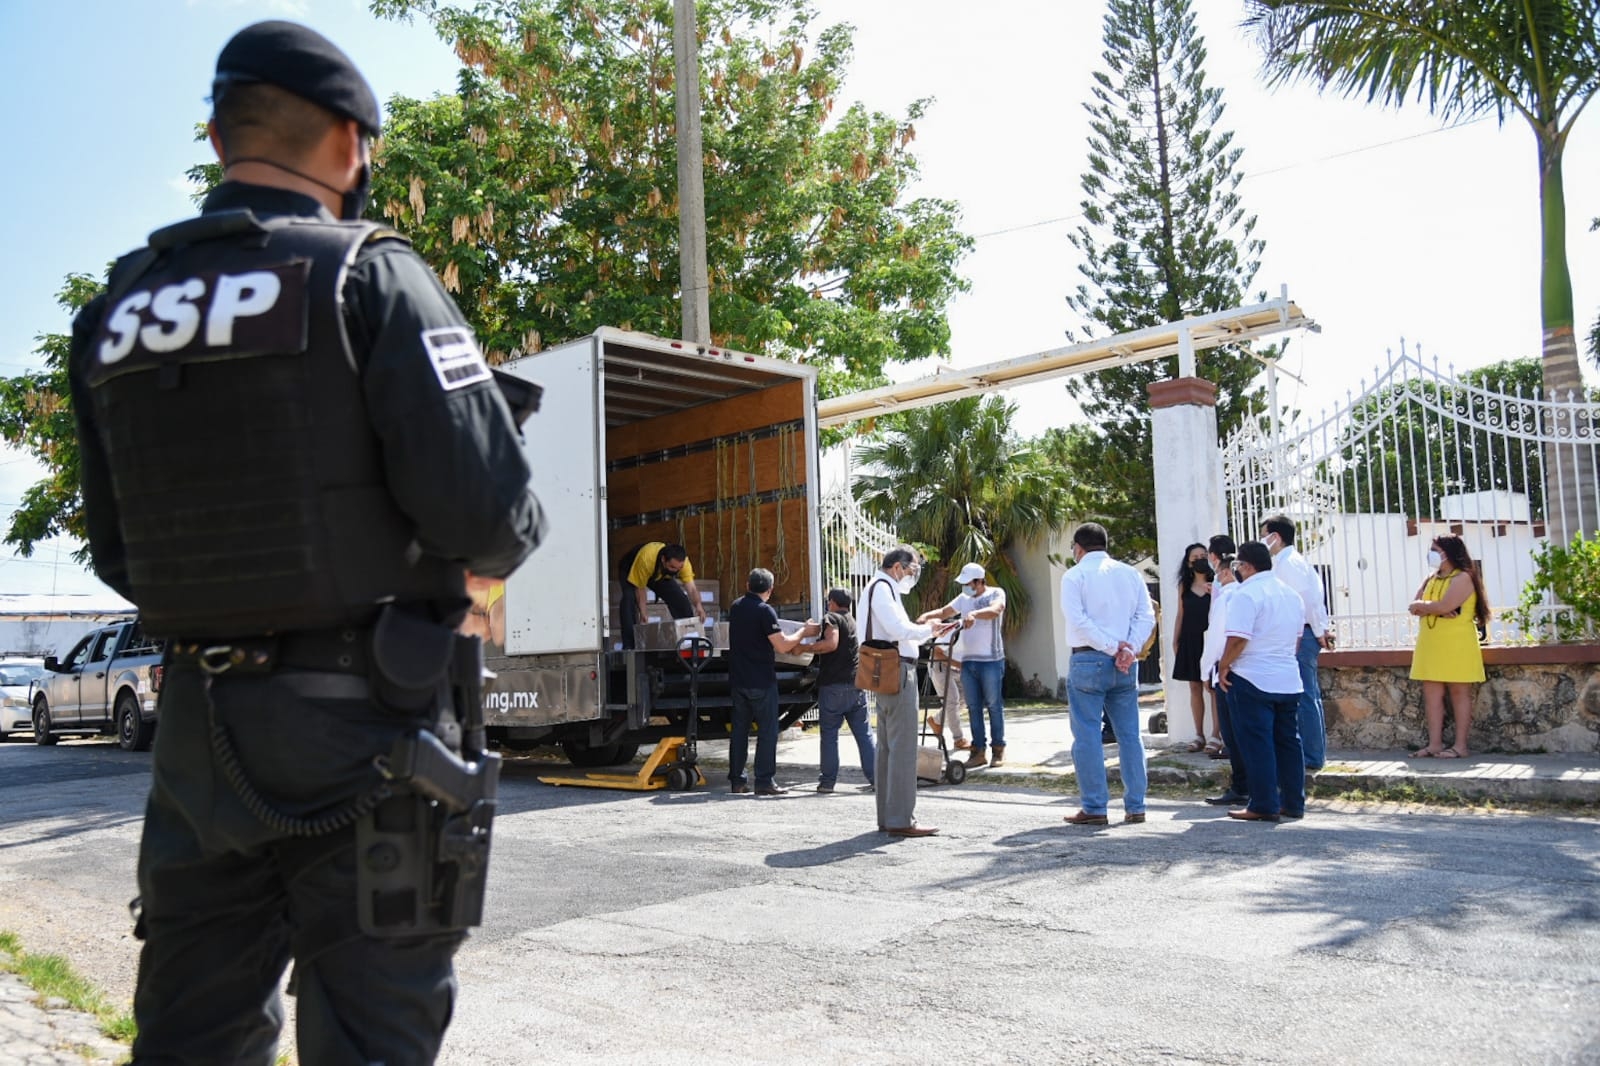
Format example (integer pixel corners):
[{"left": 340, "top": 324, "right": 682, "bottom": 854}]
[{"left": 855, "top": 579, "right": 902, "bottom": 695}]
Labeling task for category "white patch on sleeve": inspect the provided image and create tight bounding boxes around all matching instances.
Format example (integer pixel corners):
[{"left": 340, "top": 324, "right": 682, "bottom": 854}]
[{"left": 421, "top": 327, "right": 493, "bottom": 392}]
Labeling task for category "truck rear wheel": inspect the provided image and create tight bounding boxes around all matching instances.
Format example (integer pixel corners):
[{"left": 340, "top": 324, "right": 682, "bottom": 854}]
[
  {"left": 117, "top": 692, "right": 155, "bottom": 752},
  {"left": 561, "top": 740, "right": 625, "bottom": 767}
]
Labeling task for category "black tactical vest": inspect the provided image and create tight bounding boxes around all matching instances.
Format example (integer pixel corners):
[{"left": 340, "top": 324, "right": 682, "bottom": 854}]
[{"left": 82, "top": 209, "right": 460, "bottom": 638}]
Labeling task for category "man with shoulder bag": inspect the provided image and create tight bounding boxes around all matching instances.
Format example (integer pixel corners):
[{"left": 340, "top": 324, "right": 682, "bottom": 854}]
[{"left": 856, "top": 547, "right": 957, "bottom": 837}]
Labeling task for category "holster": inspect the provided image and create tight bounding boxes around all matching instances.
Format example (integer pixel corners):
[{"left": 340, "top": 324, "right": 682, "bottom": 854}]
[{"left": 358, "top": 606, "right": 501, "bottom": 936}]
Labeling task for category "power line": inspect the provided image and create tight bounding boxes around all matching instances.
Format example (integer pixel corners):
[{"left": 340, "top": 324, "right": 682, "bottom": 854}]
[{"left": 969, "top": 115, "right": 1491, "bottom": 242}]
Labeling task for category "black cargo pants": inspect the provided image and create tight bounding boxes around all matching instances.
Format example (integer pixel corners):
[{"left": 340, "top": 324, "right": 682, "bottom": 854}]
[{"left": 131, "top": 662, "right": 464, "bottom": 1066}]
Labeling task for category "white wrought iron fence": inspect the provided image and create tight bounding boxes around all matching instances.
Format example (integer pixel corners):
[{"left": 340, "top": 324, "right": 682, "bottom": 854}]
[
  {"left": 1222, "top": 344, "right": 1599, "bottom": 648},
  {"left": 818, "top": 476, "right": 902, "bottom": 597}
]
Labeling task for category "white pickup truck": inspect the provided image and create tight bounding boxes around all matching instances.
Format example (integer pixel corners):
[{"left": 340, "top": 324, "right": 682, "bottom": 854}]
[{"left": 33, "top": 619, "right": 165, "bottom": 751}]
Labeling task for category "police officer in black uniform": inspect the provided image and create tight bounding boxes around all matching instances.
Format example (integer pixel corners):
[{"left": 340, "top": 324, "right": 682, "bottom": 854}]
[{"left": 68, "top": 21, "right": 544, "bottom": 1066}]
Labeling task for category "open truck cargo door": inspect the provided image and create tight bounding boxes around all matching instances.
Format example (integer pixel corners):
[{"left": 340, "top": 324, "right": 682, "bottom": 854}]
[
  {"left": 498, "top": 335, "right": 605, "bottom": 656},
  {"left": 484, "top": 329, "right": 823, "bottom": 758}
]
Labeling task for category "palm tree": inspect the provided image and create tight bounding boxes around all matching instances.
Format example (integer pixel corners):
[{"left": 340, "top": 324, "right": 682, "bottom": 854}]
[
  {"left": 851, "top": 396, "right": 1080, "bottom": 631},
  {"left": 1244, "top": 0, "right": 1600, "bottom": 542}
]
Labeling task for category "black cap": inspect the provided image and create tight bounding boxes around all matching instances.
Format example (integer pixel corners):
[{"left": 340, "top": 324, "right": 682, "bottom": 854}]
[{"left": 214, "top": 21, "right": 381, "bottom": 135}]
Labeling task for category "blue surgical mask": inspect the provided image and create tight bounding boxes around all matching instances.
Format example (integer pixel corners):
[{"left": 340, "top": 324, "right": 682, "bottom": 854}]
[{"left": 961, "top": 583, "right": 976, "bottom": 596}]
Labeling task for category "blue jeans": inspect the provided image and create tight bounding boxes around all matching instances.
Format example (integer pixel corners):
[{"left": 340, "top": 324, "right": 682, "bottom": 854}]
[
  {"left": 1227, "top": 673, "right": 1305, "bottom": 817},
  {"left": 1296, "top": 627, "right": 1326, "bottom": 770},
  {"left": 961, "top": 658, "right": 1006, "bottom": 750},
  {"left": 1067, "top": 650, "right": 1145, "bottom": 815},
  {"left": 817, "top": 683, "right": 875, "bottom": 787},
  {"left": 729, "top": 683, "right": 779, "bottom": 788}
]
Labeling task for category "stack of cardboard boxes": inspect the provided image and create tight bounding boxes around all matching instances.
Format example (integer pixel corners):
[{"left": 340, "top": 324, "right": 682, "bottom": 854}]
[{"left": 606, "top": 579, "right": 723, "bottom": 651}]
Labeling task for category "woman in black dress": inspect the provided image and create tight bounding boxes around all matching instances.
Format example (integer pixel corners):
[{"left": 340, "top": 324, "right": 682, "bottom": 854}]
[{"left": 1171, "top": 542, "right": 1220, "bottom": 754}]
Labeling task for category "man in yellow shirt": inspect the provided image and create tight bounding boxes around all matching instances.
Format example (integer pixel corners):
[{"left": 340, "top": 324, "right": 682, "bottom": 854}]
[{"left": 618, "top": 542, "right": 706, "bottom": 648}]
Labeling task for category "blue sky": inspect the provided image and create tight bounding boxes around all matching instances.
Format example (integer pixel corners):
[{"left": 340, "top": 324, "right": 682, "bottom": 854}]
[{"left": 2, "top": 0, "right": 1597, "bottom": 597}]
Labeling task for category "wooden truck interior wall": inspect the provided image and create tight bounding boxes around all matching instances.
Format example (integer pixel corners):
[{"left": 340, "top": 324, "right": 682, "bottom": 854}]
[{"left": 606, "top": 377, "right": 811, "bottom": 614}]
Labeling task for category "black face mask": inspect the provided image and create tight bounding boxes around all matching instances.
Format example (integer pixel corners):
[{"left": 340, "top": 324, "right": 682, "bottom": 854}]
[
  {"left": 1191, "top": 560, "right": 1214, "bottom": 580},
  {"left": 341, "top": 162, "right": 372, "bottom": 221}
]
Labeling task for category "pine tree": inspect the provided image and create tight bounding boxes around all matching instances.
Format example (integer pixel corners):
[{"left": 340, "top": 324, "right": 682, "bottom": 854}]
[{"left": 1064, "top": 0, "right": 1267, "bottom": 558}]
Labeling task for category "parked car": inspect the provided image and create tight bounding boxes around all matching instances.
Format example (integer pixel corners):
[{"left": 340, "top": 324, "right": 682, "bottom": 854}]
[
  {"left": 0, "top": 659, "right": 46, "bottom": 741},
  {"left": 33, "top": 620, "right": 164, "bottom": 750}
]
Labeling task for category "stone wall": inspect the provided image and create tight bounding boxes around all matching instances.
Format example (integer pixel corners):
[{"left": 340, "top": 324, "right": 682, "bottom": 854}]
[{"left": 1320, "top": 646, "right": 1600, "bottom": 755}]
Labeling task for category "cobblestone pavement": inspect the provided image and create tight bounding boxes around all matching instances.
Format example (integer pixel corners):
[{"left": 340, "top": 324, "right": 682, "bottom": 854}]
[{"left": 0, "top": 972, "right": 125, "bottom": 1066}]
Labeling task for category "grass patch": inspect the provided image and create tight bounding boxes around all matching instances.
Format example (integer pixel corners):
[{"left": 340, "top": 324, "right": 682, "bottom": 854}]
[
  {"left": 0, "top": 930, "right": 136, "bottom": 1051},
  {"left": 1313, "top": 781, "right": 1600, "bottom": 817}
]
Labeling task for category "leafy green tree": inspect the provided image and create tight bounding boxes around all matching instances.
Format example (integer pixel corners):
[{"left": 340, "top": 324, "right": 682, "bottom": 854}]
[
  {"left": 1063, "top": 0, "right": 1270, "bottom": 559},
  {"left": 368, "top": 0, "right": 971, "bottom": 394},
  {"left": 1245, "top": 0, "right": 1600, "bottom": 541},
  {"left": 850, "top": 396, "right": 1081, "bottom": 630},
  {"left": 3, "top": 0, "right": 972, "bottom": 556},
  {"left": 1590, "top": 215, "right": 1600, "bottom": 366},
  {"left": 0, "top": 275, "right": 103, "bottom": 557}
]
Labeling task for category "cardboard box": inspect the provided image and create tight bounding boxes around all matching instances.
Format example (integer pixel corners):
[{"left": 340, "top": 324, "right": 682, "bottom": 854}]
[{"left": 633, "top": 620, "right": 729, "bottom": 652}]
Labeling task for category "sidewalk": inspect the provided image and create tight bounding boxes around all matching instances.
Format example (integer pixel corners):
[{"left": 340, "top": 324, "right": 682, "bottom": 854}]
[
  {"left": 0, "top": 972, "right": 124, "bottom": 1066},
  {"left": 725, "top": 703, "right": 1600, "bottom": 807}
]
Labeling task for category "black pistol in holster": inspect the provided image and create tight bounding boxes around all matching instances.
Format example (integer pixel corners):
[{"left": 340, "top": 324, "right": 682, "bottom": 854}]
[{"left": 359, "top": 607, "right": 502, "bottom": 937}]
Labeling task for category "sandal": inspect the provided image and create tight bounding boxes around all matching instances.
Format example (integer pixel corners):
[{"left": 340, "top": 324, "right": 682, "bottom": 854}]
[
  {"left": 1208, "top": 745, "right": 1229, "bottom": 760},
  {"left": 1437, "top": 747, "right": 1466, "bottom": 759},
  {"left": 1185, "top": 739, "right": 1207, "bottom": 753},
  {"left": 1410, "top": 747, "right": 1441, "bottom": 758},
  {"left": 1203, "top": 740, "right": 1224, "bottom": 757}
]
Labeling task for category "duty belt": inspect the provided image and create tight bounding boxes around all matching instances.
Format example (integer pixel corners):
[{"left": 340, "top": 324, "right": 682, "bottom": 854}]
[{"left": 167, "top": 627, "right": 371, "bottom": 677}]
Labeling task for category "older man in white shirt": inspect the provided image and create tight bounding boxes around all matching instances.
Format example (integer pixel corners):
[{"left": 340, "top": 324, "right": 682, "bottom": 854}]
[
  {"left": 1216, "top": 540, "right": 1307, "bottom": 822},
  {"left": 1059, "top": 523, "right": 1156, "bottom": 826},
  {"left": 1260, "top": 514, "right": 1331, "bottom": 771},
  {"left": 858, "top": 545, "right": 956, "bottom": 838}
]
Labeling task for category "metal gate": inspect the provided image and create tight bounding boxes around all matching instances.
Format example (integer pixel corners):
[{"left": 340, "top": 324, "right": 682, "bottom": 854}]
[{"left": 1221, "top": 345, "right": 1598, "bottom": 648}]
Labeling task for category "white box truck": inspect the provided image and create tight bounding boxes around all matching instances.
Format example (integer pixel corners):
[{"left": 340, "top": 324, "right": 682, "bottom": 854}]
[{"left": 480, "top": 329, "right": 825, "bottom": 766}]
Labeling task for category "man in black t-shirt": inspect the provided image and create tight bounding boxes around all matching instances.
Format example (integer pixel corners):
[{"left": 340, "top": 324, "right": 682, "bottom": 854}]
[
  {"left": 726, "top": 568, "right": 816, "bottom": 795},
  {"left": 806, "top": 588, "right": 877, "bottom": 793}
]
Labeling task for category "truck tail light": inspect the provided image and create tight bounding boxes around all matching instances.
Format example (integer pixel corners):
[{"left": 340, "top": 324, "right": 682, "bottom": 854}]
[{"left": 151, "top": 665, "right": 164, "bottom": 694}]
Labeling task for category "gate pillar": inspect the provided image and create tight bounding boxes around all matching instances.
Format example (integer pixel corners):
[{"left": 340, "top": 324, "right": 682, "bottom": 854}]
[{"left": 1148, "top": 377, "right": 1226, "bottom": 747}]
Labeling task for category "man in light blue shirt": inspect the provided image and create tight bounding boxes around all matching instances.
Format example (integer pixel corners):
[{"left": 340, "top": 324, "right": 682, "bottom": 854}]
[
  {"left": 1217, "top": 540, "right": 1307, "bottom": 822},
  {"left": 1059, "top": 523, "right": 1156, "bottom": 826},
  {"left": 1260, "top": 514, "right": 1331, "bottom": 770}
]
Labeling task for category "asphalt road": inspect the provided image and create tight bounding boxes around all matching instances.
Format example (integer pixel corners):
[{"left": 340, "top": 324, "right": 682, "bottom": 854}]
[{"left": 2, "top": 737, "right": 1598, "bottom": 1065}]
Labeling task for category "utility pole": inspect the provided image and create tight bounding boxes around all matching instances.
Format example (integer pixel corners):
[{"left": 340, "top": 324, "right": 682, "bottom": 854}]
[{"left": 673, "top": 0, "right": 711, "bottom": 345}]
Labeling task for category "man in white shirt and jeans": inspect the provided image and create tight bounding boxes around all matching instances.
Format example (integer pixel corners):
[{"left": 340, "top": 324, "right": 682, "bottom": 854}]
[
  {"left": 1216, "top": 540, "right": 1307, "bottom": 821},
  {"left": 858, "top": 546, "right": 956, "bottom": 838},
  {"left": 1260, "top": 514, "right": 1331, "bottom": 770},
  {"left": 1059, "top": 523, "right": 1156, "bottom": 826}
]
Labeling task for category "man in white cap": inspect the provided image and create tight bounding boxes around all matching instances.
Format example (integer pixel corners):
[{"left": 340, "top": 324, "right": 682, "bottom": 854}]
[{"left": 919, "top": 561, "right": 1009, "bottom": 767}]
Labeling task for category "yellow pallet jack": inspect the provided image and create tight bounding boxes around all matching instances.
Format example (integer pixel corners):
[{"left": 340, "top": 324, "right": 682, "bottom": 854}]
[{"left": 539, "top": 636, "right": 711, "bottom": 792}]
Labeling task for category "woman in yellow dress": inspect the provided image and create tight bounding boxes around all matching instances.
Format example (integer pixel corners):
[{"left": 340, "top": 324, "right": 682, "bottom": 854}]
[{"left": 1407, "top": 534, "right": 1489, "bottom": 758}]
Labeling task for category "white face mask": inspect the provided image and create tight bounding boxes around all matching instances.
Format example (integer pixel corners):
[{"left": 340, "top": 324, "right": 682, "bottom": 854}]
[
  {"left": 1427, "top": 549, "right": 1443, "bottom": 569},
  {"left": 1262, "top": 533, "right": 1281, "bottom": 554},
  {"left": 897, "top": 573, "right": 917, "bottom": 594}
]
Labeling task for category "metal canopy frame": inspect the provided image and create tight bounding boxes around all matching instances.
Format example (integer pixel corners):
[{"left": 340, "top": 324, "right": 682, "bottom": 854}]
[{"left": 817, "top": 289, "right": 1316, "bottom": 429}]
